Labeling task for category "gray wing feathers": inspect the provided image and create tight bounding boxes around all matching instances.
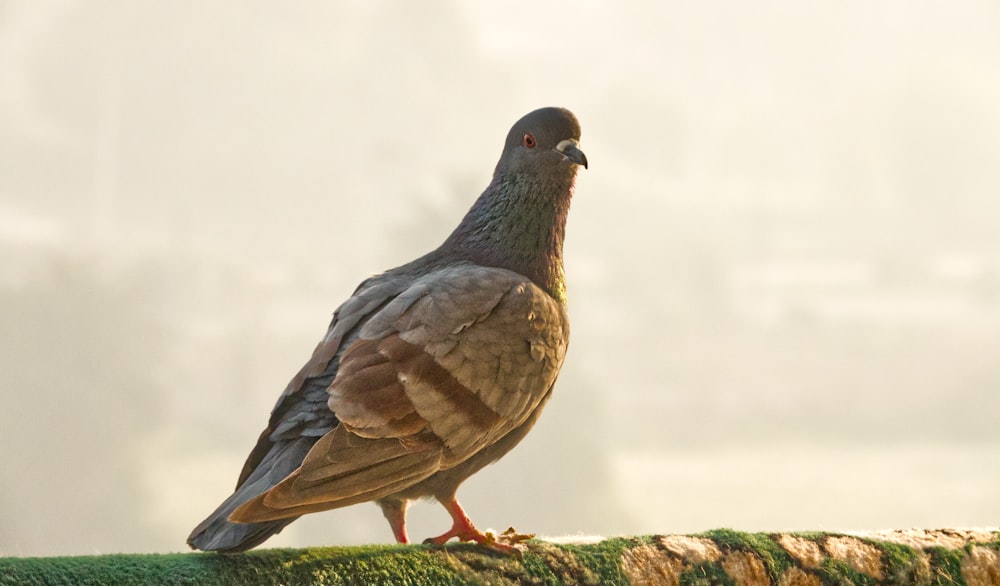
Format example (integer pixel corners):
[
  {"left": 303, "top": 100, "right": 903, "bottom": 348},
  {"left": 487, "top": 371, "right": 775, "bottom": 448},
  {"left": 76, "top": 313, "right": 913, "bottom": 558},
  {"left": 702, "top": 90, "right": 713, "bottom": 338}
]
[
  {"left": 187, "top": 273, "right": 413, "bottom": 552},
  {"left": 186, "top": 436, "right": 312, "bottom": 552}
]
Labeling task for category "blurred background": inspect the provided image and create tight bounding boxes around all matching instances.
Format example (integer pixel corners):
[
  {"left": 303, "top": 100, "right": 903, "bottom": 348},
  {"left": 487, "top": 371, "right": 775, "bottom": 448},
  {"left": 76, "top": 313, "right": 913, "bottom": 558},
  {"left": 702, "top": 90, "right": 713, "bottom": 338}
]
[{"left": 2, "top": 1, "right": 999, "bottom": 557}]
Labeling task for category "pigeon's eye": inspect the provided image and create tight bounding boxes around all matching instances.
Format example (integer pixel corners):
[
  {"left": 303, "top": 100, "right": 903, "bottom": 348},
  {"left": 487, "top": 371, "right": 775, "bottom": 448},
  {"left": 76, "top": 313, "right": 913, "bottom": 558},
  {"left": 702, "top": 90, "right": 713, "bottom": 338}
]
[{"left": 522, "top": 133, "right": 536, "bottom": 148}]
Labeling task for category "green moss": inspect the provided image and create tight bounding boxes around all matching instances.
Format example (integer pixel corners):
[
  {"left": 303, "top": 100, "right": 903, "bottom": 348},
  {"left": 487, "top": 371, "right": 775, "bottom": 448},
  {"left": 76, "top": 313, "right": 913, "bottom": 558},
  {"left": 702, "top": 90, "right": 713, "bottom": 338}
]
[
  {"left": 698, "top": 528, "right": 794, "bottom": 580},
  {"left": 437, "top": 537, "right": 640, "bottom": 585},
  {"left": 440, "top": 542, "right": 546, "bottom": 585},
  {"left": 790, "top": 530, "right": 830, "bottom": 541},
  {"left": 862, "top": 539, "right": 927, "bottom": 585},
  {"left": 816, "top": 558, "right": 877, "bottom": 586},
  {"left": 0, "top": 547, "right": 468, "bottom": 586},
  {"left": 4, "top": 533, "right": 992, "bottom": 586},
  {"left": 284, "top": 545, "right": 465, "bottom": 585},
  {"left": 925, "top": 546, "right": 966, "bottom": 586},
  {"left": 0, "top": 540, "right": 640, "bottom": 586},
  {"left": 678, "top": 561, "right": 736, "bottom": 586},
  {"left": 555, "top": 536, "right": 643, "bottom": 585}
]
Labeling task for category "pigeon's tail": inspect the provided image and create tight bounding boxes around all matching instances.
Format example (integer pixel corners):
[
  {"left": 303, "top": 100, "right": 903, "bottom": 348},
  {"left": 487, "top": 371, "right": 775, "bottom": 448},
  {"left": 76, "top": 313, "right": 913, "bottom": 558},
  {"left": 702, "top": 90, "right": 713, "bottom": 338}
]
[{"left": 187, "top": 436, "right": 314, "bottom": 553}]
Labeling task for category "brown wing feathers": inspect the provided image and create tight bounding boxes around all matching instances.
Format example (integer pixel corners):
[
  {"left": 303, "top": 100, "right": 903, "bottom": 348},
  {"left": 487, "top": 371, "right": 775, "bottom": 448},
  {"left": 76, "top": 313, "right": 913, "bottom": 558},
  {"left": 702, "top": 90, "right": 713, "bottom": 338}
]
[
  {"left": 230, "top": 268, "right": 568, "bottom": 525},
  {"left": 332, "top": 338, "right": 427, "bottom": 437},
  {"left": 231, "top": 428, "right": 442, "bottom": 521},
  {"left": 231, "top": 332, "right": 503, "bottom": 522}
]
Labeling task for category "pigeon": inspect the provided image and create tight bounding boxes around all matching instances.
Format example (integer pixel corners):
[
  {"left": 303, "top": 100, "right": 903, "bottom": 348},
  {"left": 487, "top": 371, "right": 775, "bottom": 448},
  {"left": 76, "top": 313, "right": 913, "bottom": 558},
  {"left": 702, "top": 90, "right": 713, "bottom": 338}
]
[{"left": 187, "top": 107, "right": 587, "bottom": 554}]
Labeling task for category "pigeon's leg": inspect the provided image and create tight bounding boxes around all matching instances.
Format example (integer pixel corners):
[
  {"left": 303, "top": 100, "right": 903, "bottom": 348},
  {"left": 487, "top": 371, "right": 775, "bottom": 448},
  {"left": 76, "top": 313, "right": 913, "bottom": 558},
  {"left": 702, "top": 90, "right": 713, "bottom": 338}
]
[
  {"left": 424, "top": 496, "right": 527, "bottom": 555},
  {"left": 377, "top": 499, "right": 409, "bottom": 544},
  {"left": 424, "top": 497, "right": 480, "bottom": 545}
]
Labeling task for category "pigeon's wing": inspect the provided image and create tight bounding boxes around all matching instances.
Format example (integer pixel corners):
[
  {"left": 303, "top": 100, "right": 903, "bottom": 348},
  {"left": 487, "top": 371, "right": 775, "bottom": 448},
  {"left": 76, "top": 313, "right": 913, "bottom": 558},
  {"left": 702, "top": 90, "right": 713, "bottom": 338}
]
[
  {"left": 234, "top": 274, "right": 415, "bottom": 487},
  {"left": 186, "top": 273, "right": 418, "bottom": 552},
  {"left": 230, "top": 263, "right": 569, "bottom": 521}
]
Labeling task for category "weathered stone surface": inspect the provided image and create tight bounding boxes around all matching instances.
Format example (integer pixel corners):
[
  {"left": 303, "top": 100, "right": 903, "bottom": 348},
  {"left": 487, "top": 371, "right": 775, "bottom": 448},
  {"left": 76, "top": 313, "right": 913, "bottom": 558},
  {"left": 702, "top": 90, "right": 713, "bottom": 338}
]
[{"left": 2, "top": 529, "right": 997, "bottom": 585}]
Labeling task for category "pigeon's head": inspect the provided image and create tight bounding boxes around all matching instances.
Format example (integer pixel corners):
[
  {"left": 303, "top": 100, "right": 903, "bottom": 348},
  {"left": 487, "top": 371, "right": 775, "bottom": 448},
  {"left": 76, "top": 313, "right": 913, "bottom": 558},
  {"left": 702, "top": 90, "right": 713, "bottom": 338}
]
[{"left": 496, "top": 107, "right": 588, "bottom": 176}]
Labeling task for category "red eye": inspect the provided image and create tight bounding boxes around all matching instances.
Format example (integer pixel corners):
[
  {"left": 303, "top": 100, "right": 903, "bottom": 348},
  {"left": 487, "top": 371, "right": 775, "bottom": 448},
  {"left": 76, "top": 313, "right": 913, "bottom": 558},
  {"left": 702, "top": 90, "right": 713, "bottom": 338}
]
[{"left": 522, "top": 133, "right": 536, "bottom": 148}]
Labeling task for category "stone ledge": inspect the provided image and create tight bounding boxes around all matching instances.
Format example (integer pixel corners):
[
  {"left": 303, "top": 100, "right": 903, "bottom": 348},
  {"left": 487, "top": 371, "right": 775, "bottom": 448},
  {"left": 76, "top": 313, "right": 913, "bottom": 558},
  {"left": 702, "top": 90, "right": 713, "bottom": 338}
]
[{"left": 1, "top": 529, "right": 997, "bottom": 585}]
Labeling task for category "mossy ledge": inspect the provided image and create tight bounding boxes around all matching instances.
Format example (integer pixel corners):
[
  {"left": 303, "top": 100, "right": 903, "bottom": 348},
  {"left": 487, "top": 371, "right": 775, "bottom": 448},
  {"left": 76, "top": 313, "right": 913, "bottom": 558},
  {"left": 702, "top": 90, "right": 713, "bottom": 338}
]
[{"left": 2, "top": 530, "right": 998, "bottom": 586}]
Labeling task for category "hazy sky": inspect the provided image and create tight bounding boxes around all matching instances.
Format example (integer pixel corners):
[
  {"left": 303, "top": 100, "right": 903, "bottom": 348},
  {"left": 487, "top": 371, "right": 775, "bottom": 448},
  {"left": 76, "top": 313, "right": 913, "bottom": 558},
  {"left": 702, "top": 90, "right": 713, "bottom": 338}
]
[{"left": 2, "top": 1, "right": 999, "bottom": 556}]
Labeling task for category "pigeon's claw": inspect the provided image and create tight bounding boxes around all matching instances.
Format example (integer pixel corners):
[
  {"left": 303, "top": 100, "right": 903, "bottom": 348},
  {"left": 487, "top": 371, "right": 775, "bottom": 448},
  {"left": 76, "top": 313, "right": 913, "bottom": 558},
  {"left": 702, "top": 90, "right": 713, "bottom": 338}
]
[
  {"left": 497, "top": 526, "right": 535, "bottom": 546},
  {"left": 423, "top": 498, "right": 528, "bottom": 557},
  {"left": 422, "top": 523, "right": 485, "bottom": 546},
  {"left": 422, "top": 496, "right": 483, "bottom": 545}
]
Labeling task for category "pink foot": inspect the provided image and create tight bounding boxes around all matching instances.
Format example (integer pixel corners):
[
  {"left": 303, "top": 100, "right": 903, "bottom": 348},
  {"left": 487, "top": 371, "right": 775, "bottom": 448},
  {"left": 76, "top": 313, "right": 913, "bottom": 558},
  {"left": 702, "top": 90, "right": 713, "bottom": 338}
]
[{"left": 423, "top": 498, "right": 532, "bottom": 556}]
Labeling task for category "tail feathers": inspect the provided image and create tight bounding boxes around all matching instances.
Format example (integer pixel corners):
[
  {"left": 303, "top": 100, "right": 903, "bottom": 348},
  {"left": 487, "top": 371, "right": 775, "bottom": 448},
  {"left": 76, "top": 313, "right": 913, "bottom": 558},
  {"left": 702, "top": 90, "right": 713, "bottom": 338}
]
[
  {"left": 187, "top": 512, "right": 295, "bottom": 553},
  {"left": 187, "top": 437, "right": 313, "bottom": 553}
]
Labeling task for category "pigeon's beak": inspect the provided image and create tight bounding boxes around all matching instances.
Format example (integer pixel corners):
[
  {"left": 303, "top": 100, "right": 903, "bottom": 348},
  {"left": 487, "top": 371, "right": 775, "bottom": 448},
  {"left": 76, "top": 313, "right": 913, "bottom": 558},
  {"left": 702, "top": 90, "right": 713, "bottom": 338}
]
[{"left": 555, "top": 139, "right": 588, "bottom": 169}]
